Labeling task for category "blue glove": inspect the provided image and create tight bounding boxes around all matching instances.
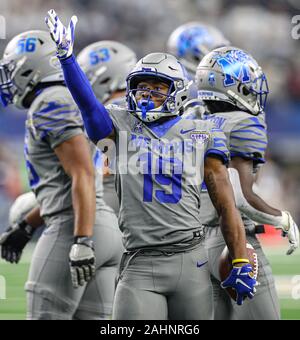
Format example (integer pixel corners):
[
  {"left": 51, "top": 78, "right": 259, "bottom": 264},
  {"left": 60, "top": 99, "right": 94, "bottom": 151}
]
[
  {"left": 45, "top": 9, "right": 77, "bottom": 59},
  {"left": 221, "top": 264, "right": 257, "bottom": 305}
]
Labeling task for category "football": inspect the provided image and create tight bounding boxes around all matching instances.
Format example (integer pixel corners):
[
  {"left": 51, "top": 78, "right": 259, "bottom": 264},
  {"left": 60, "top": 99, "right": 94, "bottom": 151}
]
[{"left": 219, "top": 243, "right": 258, "bottom": 301}]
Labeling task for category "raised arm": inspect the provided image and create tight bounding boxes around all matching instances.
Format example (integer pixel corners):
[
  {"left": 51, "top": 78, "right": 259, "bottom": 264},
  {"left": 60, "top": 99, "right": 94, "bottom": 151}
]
[{"left": 45, "top": 10, "right": 115, "bottom": 144}]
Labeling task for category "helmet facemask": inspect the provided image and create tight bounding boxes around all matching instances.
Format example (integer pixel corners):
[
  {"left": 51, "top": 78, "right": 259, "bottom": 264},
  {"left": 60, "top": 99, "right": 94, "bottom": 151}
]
[
  {"left": 225, "top": 70, "right": 269, "bottom": 115},
  {"left": 0, "top": 60, "right": 18, "bottom": 107},
  {"left": 127, "top": 73, "right": 188, "bottom": 123}
]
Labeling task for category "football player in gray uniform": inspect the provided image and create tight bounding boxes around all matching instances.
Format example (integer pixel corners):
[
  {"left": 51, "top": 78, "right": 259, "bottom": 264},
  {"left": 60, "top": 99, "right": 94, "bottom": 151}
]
[
  {"left": 77, "top": 41, "right": 137, "bottom": 215},
  {"left": 168, "top": 23, "right": 299, "bottom": 320},
  {"left": 196, "top": 46, "right": 299, "bottom": 320},
  {"left": 0, "top": 30, "right": 123, "bottom": 320},
  {"left": 45, "top": 10, "right": 257, "bottom": 320}
]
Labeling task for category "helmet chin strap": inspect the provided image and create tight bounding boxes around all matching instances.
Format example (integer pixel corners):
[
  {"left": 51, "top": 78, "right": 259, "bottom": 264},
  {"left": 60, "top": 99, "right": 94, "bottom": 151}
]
[{"left": 137, "top": 99, "right": 155, "bottom": 120}]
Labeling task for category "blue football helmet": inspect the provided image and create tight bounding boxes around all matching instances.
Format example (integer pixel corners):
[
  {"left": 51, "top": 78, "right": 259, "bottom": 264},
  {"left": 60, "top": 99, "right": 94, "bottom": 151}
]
[{"left": 167, "top": 22, "right": 230, "bottom": 75}]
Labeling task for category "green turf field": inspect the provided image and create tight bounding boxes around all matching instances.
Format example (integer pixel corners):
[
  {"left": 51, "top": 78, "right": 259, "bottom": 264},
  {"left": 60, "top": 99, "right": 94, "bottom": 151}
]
[{"left": 0, "top": 244, "right": 299, "bottom": 320}]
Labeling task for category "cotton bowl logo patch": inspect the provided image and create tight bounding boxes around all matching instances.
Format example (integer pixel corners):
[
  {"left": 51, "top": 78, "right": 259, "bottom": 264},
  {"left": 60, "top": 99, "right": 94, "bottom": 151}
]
[
  {"left": 190, "top": 131, "right": 210, "bottom": 143},
  {"left": 133, "top": 120, "right": 143, "bottom": 134}
]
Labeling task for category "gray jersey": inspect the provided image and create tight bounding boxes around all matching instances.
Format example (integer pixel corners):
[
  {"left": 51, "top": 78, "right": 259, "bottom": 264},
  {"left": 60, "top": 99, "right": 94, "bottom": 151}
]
[
  {"left": 199, "top": 111, "right": 267, "bottom": 225},
  {"left": 105, "top": 105, "right": 229, "bottom": 250},
  {"left": 25, "top": 86, "right": 104, "bottom": 220},
  {"left": 100, "top": 96, "right": 127, "bottom": 214}
]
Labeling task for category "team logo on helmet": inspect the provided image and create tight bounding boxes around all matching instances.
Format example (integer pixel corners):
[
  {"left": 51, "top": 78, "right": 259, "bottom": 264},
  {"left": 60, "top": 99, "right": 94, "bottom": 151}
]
[
  {"left": 196, "top": 46, "right": 269, "bottom": 115},
  {"left": 214, "top": 50, "right": 251, "bottom": 87},
  {"left": 177, "top": 27, "right": 211, "bottom": 57}
]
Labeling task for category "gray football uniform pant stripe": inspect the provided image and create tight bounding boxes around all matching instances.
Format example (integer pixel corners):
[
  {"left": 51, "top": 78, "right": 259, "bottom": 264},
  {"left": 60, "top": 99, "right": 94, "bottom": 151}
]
[
  {"left": 25, "top": 209, "right": 123, "bottom": 320},
  {"left": 112, "top": 242, "right": 213, "bottom": 320},
  {"left": 204, "top": 226, "right": 280, "bottom": 320}
]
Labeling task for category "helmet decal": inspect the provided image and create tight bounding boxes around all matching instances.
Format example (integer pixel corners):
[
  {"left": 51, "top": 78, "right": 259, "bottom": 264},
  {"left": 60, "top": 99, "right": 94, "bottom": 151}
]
[
  {"left": 167, "top": 22, "right": 230, "bottom": 74},
  {"left": 196, "top": 46, "right": 269, "bottom": 115},
  {"left": 16, "top": 37, "right": 37, "bottom": 54},
  {"left": 214, "top": 50, "right": 251, "bottom": 87}
]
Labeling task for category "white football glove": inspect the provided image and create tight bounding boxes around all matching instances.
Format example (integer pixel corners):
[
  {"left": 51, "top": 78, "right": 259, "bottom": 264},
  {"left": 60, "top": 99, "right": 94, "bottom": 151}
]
[
  {"left": 276, "top": 211, "right": 299, "bottom": 255},
  {"left": 45, "top": 9, "right": 77, "bottom": 59},
  {"left": 69, "top": 237, "right": 96, "bottom": 288}
]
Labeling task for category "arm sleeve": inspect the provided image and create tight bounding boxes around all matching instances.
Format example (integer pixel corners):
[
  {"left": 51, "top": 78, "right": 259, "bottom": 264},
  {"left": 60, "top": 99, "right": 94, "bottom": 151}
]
[
  {"left": 205, "top": 128, "right": 230, "bottom": 165},
  {"left": 60, "top": 55, "right": 113, "bottom": 142},
  {"left": 228, "top": 167, "right": 283, "bottom": 226},
  {"left": 230, "top": 116, "right": 267, "bottom": 164}
]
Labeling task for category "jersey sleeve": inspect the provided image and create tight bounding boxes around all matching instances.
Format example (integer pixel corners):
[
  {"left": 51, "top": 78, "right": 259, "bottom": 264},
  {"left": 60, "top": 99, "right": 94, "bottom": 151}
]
[
  {"left": 205, "top": 128, "right": 230, "bottom": 164},
  {"left": 230, "top": 116, "right": 267, "bottom": 164},
  {"left": 28, "top": 95, "right": 84, "bottom": 149},
  {"left": 105, "top": 104, "right": 129, "bottom": 132}
]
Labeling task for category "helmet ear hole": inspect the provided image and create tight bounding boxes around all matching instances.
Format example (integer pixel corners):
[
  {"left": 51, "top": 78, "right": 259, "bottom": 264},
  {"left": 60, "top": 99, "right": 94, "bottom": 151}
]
[
  {"left": 193, "top": 55, "right": 200, "bottom": 63},
  {"left": 242, "top": 86, "right": 250, "bottom": 96},
  {"left": 99, "top": 77, "right": 110, "bottom": 85},
  {"left": 21, "top": 69, "right": 33, "bottom": 77}
]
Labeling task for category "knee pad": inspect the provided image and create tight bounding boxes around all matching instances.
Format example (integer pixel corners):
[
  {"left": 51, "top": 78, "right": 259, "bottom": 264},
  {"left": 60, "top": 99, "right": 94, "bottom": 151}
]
[{"left": 25, "top": 281, "right": 76, "bottom": 320}]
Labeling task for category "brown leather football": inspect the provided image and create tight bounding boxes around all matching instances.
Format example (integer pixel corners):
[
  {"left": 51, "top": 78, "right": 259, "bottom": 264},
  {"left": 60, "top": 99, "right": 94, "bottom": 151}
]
[{"left": 219, "top": 243, "right": 258, "bottom": 301}]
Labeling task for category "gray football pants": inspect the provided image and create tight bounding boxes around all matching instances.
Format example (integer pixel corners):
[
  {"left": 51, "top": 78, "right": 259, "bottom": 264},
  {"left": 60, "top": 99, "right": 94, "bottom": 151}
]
[
  {"left": 112, "top": 241, "right": 213, "bottom": 320},
  {"left": 25, "top": 209, "right": 123, "bottom": 320},
  {"left": 204, "top": 226, "right": 280, "bottom": 320}
]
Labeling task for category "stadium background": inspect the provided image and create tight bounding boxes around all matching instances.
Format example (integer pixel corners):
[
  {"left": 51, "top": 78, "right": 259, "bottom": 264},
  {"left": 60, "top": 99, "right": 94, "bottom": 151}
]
[{"left": 0, "top": 0, "right": 299, "bottom": 319}]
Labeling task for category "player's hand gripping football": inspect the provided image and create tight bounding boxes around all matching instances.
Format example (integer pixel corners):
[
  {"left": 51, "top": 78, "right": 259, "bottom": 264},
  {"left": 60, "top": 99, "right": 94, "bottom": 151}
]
[
  {"left": 221, "top": 262, "right": 257, "bottom": 306},
  {"left": 276, "top": 211, "right": 299, "bottom": 255},
  {"left": 0, "top": 221, "right": 34, "bottom": 263},
  {"left": 45, "top": 9, "right": 77, "bottom": 59},
  {"left": 69, "top": 237, "right": 96, "bottom": 288}
]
